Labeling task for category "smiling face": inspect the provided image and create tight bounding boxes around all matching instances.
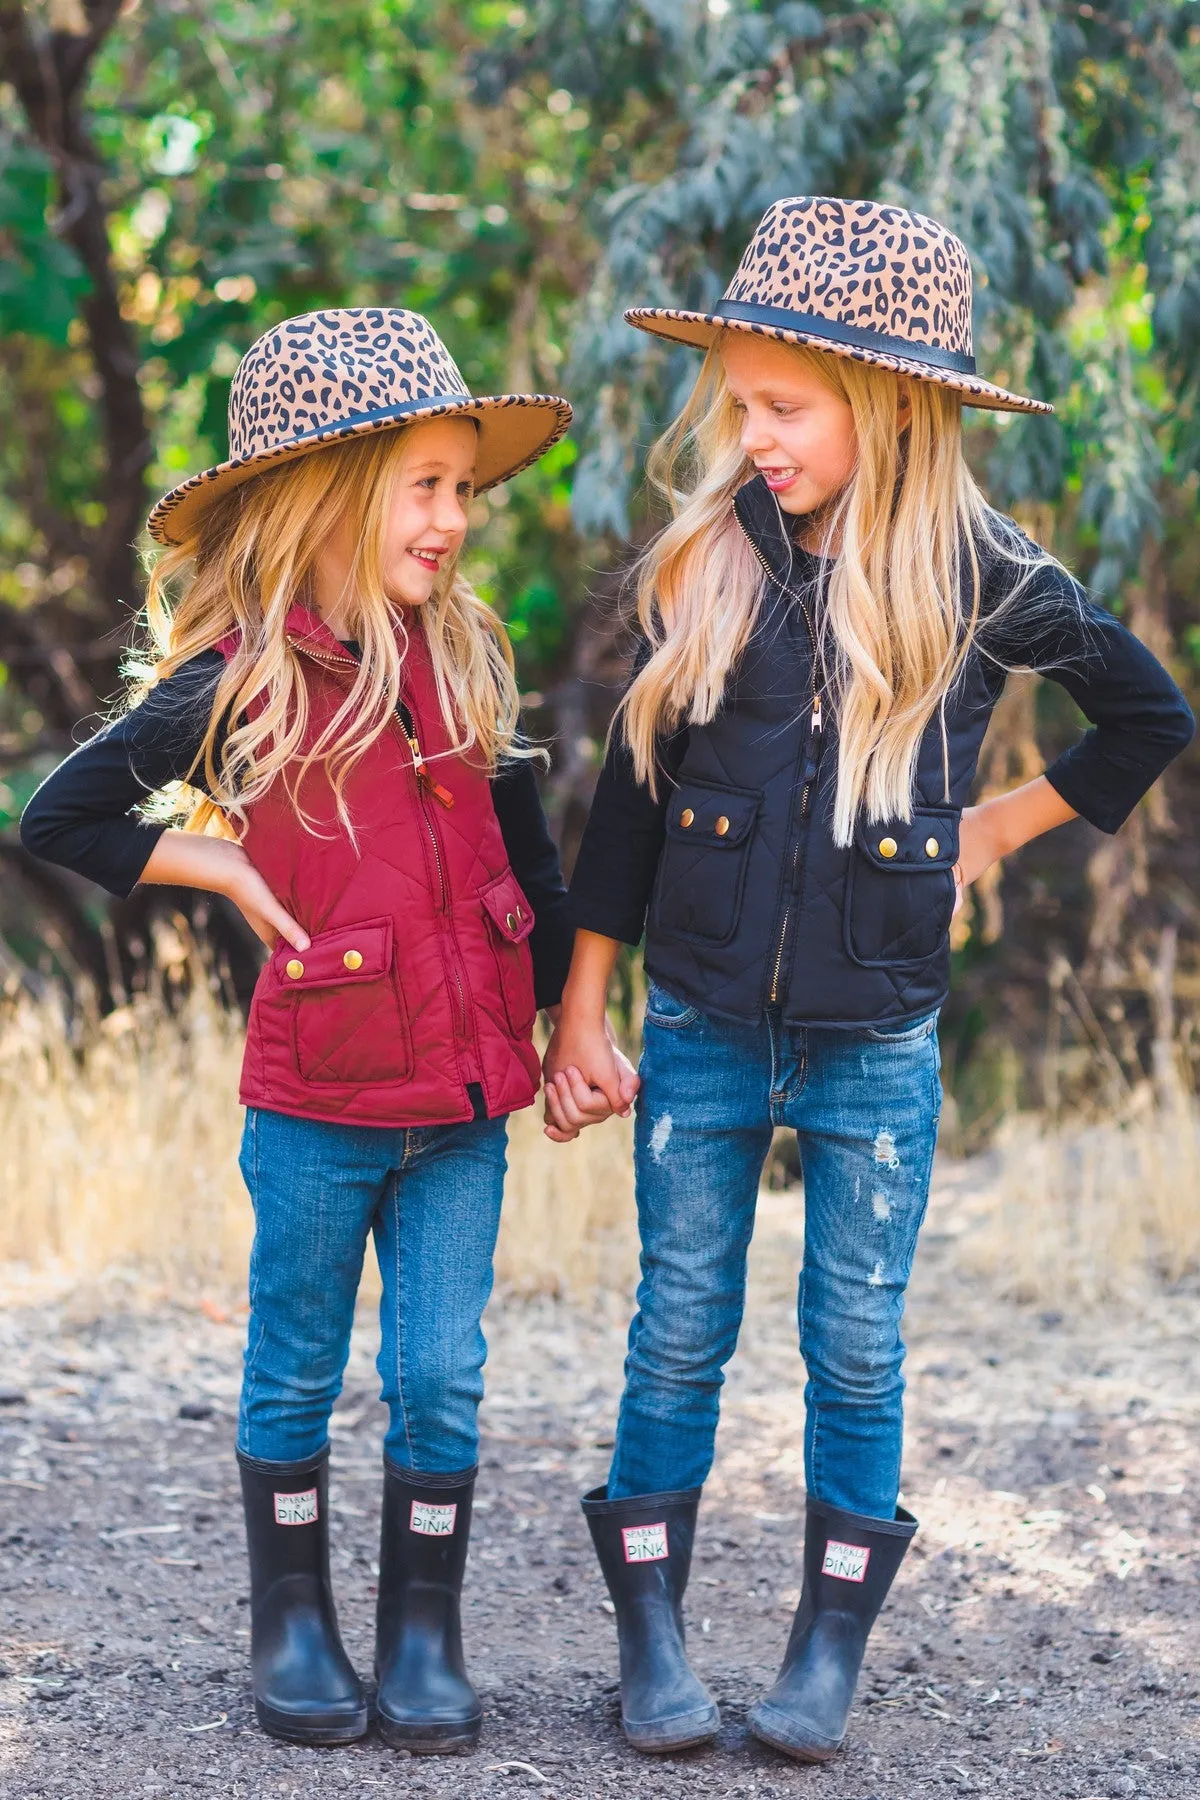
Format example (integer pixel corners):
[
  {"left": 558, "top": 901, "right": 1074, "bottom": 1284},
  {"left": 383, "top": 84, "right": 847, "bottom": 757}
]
[
  {"left": 379, "top": 415, "right": 479, "bottom": 605},
  {"left": 719, "top": 333, "right": 859, "bottom": 523},
  {"left": 311, "top": 414, "right": 479, "bottom": 631}
]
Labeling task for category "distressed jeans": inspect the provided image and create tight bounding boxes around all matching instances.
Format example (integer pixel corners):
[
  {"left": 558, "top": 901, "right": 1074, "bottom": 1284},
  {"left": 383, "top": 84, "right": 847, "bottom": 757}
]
[
  {"left": 607, "top": 982, "right": 942, "bottom": 1520},
  {"left": 237, "top": 1107, "right": 508, "bottom": 1469}
]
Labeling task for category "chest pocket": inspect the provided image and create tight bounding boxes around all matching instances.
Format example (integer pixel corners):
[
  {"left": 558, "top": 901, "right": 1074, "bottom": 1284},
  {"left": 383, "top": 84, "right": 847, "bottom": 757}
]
[
  {"left": 653, "top": 780, "right": 761, "bottom": 946},
  {"left": 844, "top": 809, "right": 958, "bottom": 968}
]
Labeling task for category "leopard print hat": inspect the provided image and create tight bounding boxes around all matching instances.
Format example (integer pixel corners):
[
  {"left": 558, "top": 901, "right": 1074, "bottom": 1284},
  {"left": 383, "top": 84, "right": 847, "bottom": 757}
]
[
  {"left": 626, "top": 196, "right": 1053, "bottom": 416},
  {"left": 146, "top": 308, "right": 573, "bottom": 546}
]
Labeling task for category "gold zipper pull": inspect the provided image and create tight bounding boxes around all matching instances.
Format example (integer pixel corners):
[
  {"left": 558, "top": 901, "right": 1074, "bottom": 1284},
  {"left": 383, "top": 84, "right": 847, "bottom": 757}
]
[
  {"left": 811, "top": 693, "right": 822, "bottom": 733},
  {"left": 407, "top": 734, "right": 455, "bottom": 808}
]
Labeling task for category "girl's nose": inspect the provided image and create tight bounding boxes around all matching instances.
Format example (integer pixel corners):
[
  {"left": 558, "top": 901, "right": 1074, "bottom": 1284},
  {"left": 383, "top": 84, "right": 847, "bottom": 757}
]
[
  {"left": 434, "top": 493, "right": 470, "bottom": 537},
  {"left": 740, "top": 410, "right": 774, "bottom": 458}
]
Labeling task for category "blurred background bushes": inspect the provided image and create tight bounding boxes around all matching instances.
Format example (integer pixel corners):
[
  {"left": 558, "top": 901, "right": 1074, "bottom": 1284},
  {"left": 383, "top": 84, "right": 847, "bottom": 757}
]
[{"left": 1, "top": 0, "right": 1198, "bottom": 1138}]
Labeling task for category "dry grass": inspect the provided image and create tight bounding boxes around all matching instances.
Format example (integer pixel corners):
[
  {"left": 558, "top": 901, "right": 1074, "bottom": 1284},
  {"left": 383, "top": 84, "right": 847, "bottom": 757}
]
[
  {"left": 3, "top": 963, "right": 1198, "bottom": 1315},
  {"left": 956, "top": 1094, "right": 1200, "bottom": 1305},
  {"left": 0, "top": 977, "right": 636, "bottom": 1304}
]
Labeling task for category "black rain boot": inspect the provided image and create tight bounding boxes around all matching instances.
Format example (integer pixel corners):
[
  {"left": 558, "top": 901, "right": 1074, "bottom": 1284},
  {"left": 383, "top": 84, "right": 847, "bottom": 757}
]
[
  {"left": 375, "top": 1461, "right": 482, "bottom": 1754},
  {"left": 582, "top": 1485, "right": 720, "bottom": 1753},
  {"left": 748, "top": 1498, "right": 917, "bottom": 1762},
  {"left": 237, "top": 1446, "right": 368, "bottom": 1744}
]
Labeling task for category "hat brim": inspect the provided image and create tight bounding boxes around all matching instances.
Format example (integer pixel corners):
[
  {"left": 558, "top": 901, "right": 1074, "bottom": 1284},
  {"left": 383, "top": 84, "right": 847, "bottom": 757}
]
[
  {"left": 146, "top": 392, "right": 572, "bottom": 547},
  {"left": 624, "top": 308, "right": 1053, "bottom": 416}
]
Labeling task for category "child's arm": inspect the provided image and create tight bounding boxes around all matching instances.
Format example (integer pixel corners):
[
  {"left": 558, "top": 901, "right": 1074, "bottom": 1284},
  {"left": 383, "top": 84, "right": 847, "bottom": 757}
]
[
  {"left": 19, "top": 654, "right": 307, "bottom": 953},
  {"left": 542, "top": 929, "right": 639, "bottom": 1143},
  {"left": 954, "top": 775, "right": 1077, "bottom": 907},
  {"left": 139, "top": 831, "right": 309, "bottom": 951}
]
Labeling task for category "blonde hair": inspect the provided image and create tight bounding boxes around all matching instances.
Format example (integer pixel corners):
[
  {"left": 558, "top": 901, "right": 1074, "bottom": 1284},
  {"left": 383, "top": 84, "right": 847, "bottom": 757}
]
[
  {"left": 135, "top": 426, "right": 528, "bottom": 837},
  {"left": 618, "top": 343, "right": 1051, "bottom": 845}
]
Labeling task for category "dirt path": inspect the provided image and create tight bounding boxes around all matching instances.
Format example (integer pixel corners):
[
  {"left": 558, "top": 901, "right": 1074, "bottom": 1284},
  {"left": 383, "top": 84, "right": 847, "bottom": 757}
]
[{"left": 0, "top": 1167, "right": 1197, "bottom": 1800}]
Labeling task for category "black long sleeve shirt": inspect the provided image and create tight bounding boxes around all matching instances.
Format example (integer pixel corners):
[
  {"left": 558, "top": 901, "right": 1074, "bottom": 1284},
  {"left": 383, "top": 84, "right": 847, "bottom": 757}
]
[
  {"left": 20, "top": 649, "right": 574, "bottom": 1009},
  {"left": 571, "top": 551, "right": 1196, "bottom": 947}
]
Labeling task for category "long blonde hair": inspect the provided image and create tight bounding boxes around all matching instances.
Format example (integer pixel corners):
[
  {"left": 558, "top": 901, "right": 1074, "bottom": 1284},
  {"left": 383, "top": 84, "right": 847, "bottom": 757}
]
[
  {"left": 618, "top": 343, "right": 1050, "bottom": 845},
  {"left": 135, "top": 426, "right": 527, "bottom": 835}
]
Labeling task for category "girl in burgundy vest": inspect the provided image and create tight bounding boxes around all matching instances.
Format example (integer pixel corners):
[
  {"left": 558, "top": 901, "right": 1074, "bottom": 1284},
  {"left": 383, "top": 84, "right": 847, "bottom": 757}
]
[{"left": 21, "top": 309, "right": 584, "bottom": 1754}]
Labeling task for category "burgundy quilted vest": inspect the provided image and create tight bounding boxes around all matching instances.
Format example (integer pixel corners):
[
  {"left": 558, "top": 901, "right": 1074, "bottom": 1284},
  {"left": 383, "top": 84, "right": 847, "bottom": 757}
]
[{"left": 219, "top": 604, "right": 540, "bottom": 1127}]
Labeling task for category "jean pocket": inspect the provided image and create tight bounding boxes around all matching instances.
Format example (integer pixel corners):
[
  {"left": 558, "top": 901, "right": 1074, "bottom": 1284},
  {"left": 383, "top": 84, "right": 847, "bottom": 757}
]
[
  {"left": 861, "top": 1011, "right": 939, "bottom": 1044},
  {"left": 644, "top": 980, "right": 701, "bottom": 1030}
]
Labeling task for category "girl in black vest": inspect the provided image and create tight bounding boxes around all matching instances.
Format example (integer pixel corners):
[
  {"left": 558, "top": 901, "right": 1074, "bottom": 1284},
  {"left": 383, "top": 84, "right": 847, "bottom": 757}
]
[{"left": 542, "top": 199, "right": 1192, "bottom": 1763}]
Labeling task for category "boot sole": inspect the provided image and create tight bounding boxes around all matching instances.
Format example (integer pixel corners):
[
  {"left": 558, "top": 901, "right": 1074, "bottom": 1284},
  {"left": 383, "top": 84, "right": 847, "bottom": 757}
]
[
  {"left": 376, "top": 1708, "right": 482, "bottom": 1755},
  {"left": 255, "top": 1700, "right": 369, "bottom": 1746},
  {"left": 747, "top": 1703, "right": 841, "bottom": 1763},
  {"left": 624, "top": 1704, "right": 721, "bottom": 1755}
]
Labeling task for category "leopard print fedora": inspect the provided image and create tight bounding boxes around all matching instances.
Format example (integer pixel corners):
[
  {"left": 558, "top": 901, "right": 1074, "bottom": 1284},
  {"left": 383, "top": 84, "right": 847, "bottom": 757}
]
[
  {"left": 146, "top": 307, "right": 573, "bottom": 545},
  {"left": 626, "top": 196, "right": 1052, "bottom": 415}
]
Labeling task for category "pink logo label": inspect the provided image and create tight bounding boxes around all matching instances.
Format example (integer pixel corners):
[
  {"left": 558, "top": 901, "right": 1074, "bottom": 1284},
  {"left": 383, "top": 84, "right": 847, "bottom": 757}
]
[
  {"left": 622, "top": 1522, "right": 669, "bottom": 1563},
  {"left": 410, "top": 1500, "right": 457, "bottom": 1536},
  {"left": 273, "top": 1487, "right": 318, "bottom": 1526},
  {"left": 821, "top": 1539, "right": 869, "bottom": 1582}
]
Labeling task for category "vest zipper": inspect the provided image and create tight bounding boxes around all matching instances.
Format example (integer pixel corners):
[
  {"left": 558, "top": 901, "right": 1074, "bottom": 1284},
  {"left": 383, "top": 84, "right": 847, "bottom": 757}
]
[
  {"left": 737, "top": 521, "right": 824, "bottom": 1008},
  {"left": 292, "top": 637, "right": 471, "bottom": 1039}
]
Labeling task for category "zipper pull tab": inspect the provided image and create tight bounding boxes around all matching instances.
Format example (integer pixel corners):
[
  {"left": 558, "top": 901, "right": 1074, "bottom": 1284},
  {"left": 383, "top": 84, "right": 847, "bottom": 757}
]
[
  {"left": 811, "top": 693, "right": 823, "bottom": 734},
  {"left": 424, "top": 770, "right": 455, "bottom": 809}
]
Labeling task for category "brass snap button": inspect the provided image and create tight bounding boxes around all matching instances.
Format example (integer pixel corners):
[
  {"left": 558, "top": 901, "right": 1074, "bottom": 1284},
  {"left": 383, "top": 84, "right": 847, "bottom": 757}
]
[
  {"left": 506, "top": 911, "right": 518, "bottom": 933},
  {"left": 343, "top": 949, "right": 364, "bottom": 971},
  {"left": 878, "top": 836, "right": 898, "bottom": 859},
  {"left": 285, "top": 958, "right": 304, "bottom": 980},
  {"left": 714, "top": 815, "right": 730, "bottom": 837},
  {"left": 924, "top": 836, "right": 940, "bottom": 859},
  {"left": 680, "top": 808, "right": 694, "bottom": 828}
]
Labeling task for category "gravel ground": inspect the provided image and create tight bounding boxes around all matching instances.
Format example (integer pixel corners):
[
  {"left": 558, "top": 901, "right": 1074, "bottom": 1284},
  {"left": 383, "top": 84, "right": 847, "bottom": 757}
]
[{"left": 0, "top": 1167, "right": 1197, "bottom": 1800}]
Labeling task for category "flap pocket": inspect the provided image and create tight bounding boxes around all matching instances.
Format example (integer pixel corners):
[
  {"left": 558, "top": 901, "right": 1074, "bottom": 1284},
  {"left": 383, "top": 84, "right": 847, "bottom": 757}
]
[
  {"left": 272, "top": 917, "right": 393, "bottom": 990},
  {"left": 663, "top": 781, "right": 760, "bottom": 849},
  {"left": 480, "top": 870, "right": 535, "bottom": 944},
  {"left": 654, "top": 778, "right": 762, "bottom": 947},
  {"left": 855, "top": 808, "right": 959, "bottom": 871},
  {"left": 845, "top": 810, "right": 958, "bottom": 969}
]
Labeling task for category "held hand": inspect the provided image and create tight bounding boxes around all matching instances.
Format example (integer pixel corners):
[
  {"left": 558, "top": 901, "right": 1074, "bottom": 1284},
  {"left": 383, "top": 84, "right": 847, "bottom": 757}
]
[
  {"left": 542, "top": 1015, "right": 640, "bottom": 1143},
  {"left": 219, "top": 846, "right": 310, "bottom": 953}
]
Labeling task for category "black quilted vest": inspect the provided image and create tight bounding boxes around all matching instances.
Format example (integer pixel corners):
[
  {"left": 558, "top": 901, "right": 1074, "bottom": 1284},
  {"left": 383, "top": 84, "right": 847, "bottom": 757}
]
[{"left": 643, "top": 475, "right": 997, "bottom": 1029}]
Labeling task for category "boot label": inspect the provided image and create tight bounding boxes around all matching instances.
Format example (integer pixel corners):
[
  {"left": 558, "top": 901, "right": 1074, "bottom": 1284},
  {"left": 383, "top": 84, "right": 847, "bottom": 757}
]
[
  {"left": 622, "top": 1522, "right": 669, "bottom": 1563},
  {"left": 822, "top": 1539, "right": 870, "bottom": 1582},
  {"left": 410, "top": 1499, "right": 457, "bottom": 1536},
  {"left": 273, "top": 1487, "right": 318, "bottom": 1526}
]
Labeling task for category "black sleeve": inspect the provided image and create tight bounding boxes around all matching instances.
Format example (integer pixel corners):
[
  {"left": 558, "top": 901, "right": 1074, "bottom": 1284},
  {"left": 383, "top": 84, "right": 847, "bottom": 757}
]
[
  {"left": 491, "top": 752, "right": 574, "bottom": 1010},
  {"left": 568, "top": 718, "right": 688, "bottom": 947},
  {"left": 981, "top": 557, "right": 1194, "bottom": 835},
  {"left": 19, "top": 652, "right": 226, "bottom": 897}
]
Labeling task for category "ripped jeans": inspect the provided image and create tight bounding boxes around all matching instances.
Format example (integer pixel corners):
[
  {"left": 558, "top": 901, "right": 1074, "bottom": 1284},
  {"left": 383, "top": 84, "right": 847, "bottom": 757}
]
[{"left": 607, "top": 982, "right": 941, "bottom": 1520}]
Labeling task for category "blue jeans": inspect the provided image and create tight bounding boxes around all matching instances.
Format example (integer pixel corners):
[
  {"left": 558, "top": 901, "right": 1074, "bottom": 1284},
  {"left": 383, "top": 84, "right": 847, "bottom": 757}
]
[
  {"left": 237, "top": 1107, "right": 508, "bottom": 1470},
  {"left": 608, "top": 982, "right": 941, "bottom": 1520}
]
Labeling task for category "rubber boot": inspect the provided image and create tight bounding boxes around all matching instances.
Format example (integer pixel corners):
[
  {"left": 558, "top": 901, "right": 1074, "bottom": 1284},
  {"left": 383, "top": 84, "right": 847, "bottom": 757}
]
[
  {"left": 375, "top": 1461, "right": 482, "bottom": 1754},
  {"left": 582, "top": 1485, "right": 720, "bottom": 1753},
  {"left": 748, "top": 1498, "right": 917, "bottom": 1761},
  {"left": 237, "top": 1446, "right": 368, "bottom": 1744}
]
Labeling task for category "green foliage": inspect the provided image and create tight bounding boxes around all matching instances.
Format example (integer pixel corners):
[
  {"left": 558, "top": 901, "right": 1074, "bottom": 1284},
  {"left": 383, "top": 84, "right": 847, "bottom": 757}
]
[{"left": 0, "top": 135, "right": 90, "bottom": 342}]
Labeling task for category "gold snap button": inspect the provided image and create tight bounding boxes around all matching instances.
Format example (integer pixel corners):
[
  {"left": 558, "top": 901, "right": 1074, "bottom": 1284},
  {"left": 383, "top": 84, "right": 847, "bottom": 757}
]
[
  {"left": 285, "top": 958, "right": 304, "bottom": 980},
  {"left": 878, "top": 836, "right": 898, "bottom": 859},
  {"left": 506, "top": 911, "right": 518, "bottom": 933},
  {"left": 343, "top": 949, "right": 363, "bottom": 971},
  {"left": 680, "top": 808, "right": 694, "bottom": 828},
  {"left": 714, "top": 815, "right": 730, "bottom": 837},
  {"left": 515, "top": 906, "right": 523, "bottom": 921},
  {"left": 924, "top": 836, "right": 940, "bottom": 859}
]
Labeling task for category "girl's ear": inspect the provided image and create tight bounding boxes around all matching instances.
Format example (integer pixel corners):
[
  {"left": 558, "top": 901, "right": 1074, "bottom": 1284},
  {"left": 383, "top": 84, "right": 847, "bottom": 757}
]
[{"left": 896, "top": 382, "right": 913, "bottom": 435}]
